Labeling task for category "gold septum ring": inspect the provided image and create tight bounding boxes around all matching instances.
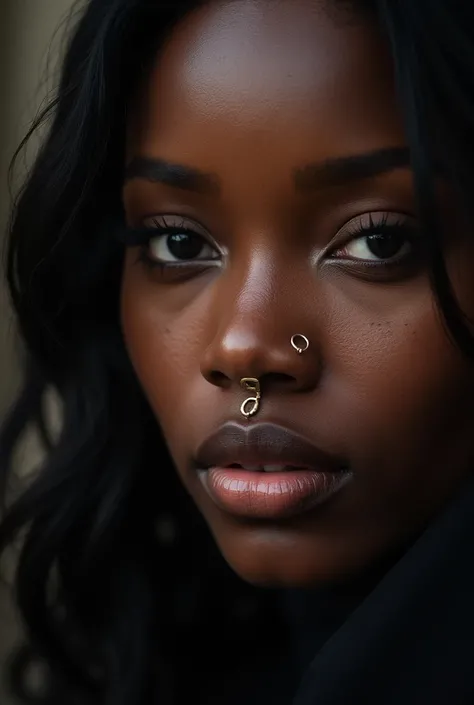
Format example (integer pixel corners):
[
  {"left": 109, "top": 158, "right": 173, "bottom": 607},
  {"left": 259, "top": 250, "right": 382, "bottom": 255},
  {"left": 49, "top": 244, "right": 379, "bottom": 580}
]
[{"left": 240, "top": 378, "right": 261, "bottom": 419}]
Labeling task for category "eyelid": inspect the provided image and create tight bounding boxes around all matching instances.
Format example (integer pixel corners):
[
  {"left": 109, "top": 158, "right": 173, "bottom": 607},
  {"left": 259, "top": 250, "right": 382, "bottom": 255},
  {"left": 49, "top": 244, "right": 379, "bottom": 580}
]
[
  {"left": 335, "top": 211, "right": 416, "bottom": 246},
  {"left": 340, "top": 210, "right": 415, "bottom": 235},
  {"left": 143, "top": 213, "right": 209, "bottom": 237}
]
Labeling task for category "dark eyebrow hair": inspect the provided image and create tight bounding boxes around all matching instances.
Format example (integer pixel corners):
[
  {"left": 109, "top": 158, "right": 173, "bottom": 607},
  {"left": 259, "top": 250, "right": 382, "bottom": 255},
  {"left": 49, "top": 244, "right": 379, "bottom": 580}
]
[
  {"left": 124, "top": 147, "right": 411, "bottom": 197},
  {"left": 294, "top": 147, "right": 411, "bottom": 191},
  {"left": 124, "top": 156, "right": 221, "bottom": 195}
]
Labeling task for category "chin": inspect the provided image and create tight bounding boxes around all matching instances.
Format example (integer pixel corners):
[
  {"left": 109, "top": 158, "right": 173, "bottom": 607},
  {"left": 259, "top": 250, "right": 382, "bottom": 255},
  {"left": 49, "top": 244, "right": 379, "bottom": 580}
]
[{"left": 209, "top": 521, "right": 374, "bottom": 589}]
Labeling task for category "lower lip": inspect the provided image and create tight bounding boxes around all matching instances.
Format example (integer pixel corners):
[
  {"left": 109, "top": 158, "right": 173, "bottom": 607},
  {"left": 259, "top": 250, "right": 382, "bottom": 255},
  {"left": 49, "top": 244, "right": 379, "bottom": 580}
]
[{"left": 200, "top": 467, "right": 352, "bottom": 520}]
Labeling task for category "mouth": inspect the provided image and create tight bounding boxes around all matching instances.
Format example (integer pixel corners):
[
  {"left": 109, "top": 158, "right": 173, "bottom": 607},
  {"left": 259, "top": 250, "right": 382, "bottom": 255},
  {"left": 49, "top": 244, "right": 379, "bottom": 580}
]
[
  {"left": 194, "top": 422, "right": 352, "bottom": 520},
  {"left": 222, "top": 462, "right": 313, "bottom": 472}
]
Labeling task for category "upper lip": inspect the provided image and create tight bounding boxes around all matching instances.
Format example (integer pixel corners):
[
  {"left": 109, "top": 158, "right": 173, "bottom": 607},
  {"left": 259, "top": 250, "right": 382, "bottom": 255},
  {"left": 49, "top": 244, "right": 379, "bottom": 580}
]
[{"left": 194, "top": 422, "right": 346, "bottom": 472}]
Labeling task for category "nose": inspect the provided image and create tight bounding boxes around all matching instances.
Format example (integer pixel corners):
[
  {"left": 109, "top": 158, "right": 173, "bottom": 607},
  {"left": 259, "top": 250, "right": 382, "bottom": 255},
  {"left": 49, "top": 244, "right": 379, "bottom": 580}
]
[{"left": 200, "top": 282, "right": 321, "bottom": 396}]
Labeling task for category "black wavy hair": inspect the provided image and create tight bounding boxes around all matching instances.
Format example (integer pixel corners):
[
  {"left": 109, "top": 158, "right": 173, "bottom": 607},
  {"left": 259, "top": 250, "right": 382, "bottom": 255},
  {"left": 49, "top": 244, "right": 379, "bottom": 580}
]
[{"left": 1, "top": 0, "right": 474, "bottom": 703}]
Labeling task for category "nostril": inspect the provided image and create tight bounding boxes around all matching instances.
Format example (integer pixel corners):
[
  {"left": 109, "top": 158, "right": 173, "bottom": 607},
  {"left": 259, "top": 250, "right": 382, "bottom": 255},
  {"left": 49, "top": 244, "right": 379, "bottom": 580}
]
[
  {"left": 207, "top": 370, "right": 230, "bottom": 387},
  {"left": 261, "top": 372, "right": 296, "bottom": 389}
]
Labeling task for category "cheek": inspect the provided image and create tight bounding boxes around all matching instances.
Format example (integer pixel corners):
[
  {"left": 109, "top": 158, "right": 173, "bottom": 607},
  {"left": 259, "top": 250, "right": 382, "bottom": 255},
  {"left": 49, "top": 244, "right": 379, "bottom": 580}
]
[
  {"left": 322, "top": 277, "right": 474, "bottom": 484},
  {"left": 120, "top": 257, "right": 207, "bottom": 452}
]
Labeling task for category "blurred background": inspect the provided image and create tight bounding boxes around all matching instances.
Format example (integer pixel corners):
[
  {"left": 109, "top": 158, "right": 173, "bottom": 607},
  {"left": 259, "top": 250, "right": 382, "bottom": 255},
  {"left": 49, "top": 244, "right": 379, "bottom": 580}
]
[{"left": 0, "top": 2, "right": 77, "bottom": 701}]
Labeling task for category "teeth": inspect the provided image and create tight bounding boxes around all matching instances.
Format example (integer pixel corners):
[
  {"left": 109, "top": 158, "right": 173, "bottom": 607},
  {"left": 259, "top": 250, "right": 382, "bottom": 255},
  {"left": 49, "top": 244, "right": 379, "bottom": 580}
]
[{"left": 226, "top": 464, "right": 295, "bottom": 472}]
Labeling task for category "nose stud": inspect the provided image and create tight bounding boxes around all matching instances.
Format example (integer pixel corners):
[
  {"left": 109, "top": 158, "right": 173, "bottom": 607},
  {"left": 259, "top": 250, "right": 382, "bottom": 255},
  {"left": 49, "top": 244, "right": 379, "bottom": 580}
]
[
  {"left": 240, "top": 378, "right": 261, "bottom": 418},
  {"left": 291, "top": 334, "right": 310, "bottom": 354}
]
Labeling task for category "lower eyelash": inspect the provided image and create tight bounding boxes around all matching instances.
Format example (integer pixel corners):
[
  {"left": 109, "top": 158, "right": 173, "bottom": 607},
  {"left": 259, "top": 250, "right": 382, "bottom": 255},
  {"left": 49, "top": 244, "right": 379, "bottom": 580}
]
[
  {"left": 135, "top": 246, "right": 213, "bottom": 274},
  {"left": 136, "top": 247, "right": 191, "bottom": 273}
]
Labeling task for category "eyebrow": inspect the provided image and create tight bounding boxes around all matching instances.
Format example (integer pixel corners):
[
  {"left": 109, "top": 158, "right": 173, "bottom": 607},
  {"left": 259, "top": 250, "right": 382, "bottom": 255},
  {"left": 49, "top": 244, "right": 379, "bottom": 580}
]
[
  {"left": 124, "top": 156, "right": 220, "bottom": 195},
  {"left": 294, "top": 147, "right": 411, "bottom": 191},
  {"left": 124, "top": 146, "right": 411, "bottom": 196}
]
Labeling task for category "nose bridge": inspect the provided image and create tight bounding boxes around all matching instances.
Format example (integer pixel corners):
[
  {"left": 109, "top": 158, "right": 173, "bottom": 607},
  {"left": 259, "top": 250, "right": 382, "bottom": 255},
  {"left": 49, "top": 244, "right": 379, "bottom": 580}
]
[
  {"left": 201, "top": 248, "right": 319, "bottom": 389},
  {"left": 217, "top": 251, "right": 288, "bottom": 360}
]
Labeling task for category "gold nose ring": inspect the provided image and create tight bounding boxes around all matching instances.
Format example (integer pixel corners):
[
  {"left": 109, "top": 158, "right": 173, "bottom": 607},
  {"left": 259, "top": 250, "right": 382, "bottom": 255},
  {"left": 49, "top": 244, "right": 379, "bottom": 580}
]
[
  {"left": 291, "top": 334, "right": 310, "bottom": 354},
  {"left": 240, "top": 378, "right": 261, "bottom": 418}
]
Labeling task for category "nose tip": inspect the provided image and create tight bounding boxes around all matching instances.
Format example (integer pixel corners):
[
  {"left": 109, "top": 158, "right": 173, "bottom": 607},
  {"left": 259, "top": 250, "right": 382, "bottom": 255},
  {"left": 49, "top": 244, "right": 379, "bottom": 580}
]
[{"left": 201, "top": 328, "right": 319, "bottom": 395}]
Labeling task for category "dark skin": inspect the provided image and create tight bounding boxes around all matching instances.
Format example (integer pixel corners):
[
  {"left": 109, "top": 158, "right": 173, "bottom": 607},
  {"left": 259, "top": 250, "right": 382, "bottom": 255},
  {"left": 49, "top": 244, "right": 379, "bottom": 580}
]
[{"left": 121, "top": 0, "right": 474, "bottom": 587}]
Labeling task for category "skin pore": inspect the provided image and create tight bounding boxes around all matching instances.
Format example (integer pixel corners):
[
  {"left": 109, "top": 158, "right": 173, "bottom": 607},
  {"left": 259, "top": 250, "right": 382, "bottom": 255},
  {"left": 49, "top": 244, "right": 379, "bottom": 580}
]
[{"left": 121, "top": 0, "right": 474, "bottom": 587}]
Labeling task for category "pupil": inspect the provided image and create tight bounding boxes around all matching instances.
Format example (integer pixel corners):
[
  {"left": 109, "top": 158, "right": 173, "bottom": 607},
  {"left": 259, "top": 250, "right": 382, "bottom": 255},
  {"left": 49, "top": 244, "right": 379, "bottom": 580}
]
[
  {"left": 168, "top": 233, "right": 203, "bottom": 260},
  {"left": 366, "top": 233, "right": 404, "bottom": 259}
]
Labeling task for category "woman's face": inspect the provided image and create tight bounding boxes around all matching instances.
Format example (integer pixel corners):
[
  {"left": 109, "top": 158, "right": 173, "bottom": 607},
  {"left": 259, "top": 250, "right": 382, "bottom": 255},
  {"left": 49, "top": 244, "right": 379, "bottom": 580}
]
[{"left": 121, "top": 0, "right": 474, "bottom": 587}]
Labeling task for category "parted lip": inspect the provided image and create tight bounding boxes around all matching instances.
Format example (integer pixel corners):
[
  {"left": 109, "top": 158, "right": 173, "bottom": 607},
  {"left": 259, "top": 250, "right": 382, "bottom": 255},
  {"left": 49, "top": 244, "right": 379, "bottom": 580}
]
[{"left": 194, "top": 422, "right": 346, "bottom": 472}]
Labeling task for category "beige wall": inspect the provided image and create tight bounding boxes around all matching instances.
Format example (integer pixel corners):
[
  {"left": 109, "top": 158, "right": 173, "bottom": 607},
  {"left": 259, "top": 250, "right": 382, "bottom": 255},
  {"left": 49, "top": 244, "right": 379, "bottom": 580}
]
[
  {"left": 0, "top": 2, "right": 78, "bottom": 701},
  {"left": 0, "top": 0, "right": 77, "bottom": 416}
]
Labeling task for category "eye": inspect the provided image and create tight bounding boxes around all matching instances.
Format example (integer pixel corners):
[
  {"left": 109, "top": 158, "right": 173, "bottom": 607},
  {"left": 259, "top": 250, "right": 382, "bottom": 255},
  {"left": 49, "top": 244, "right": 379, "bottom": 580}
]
[
  {"left": 118, "top": 215, "right": 223, "bottom": 269},
  {"left": 145, "top": 216, "right": 221, "bottom": 265},
  {"left": 148, "top": 229, "right": 220, "bottom": 264},
  {"left": 330, "top": 213, "right": 420, "bottom": 265},
  {"left": 340, "top": 230, "right": 412, "bottom": 262}
]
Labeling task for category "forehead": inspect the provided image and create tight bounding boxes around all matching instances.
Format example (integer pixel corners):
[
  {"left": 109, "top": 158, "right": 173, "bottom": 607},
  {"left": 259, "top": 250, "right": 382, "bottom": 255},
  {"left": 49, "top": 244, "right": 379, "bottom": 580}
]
[
  {"left": 130, "top": 0, "right": 404, "bottom": 183},
  {"left": 159, "top": 0, "right": 362, "bottom": 105}
]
